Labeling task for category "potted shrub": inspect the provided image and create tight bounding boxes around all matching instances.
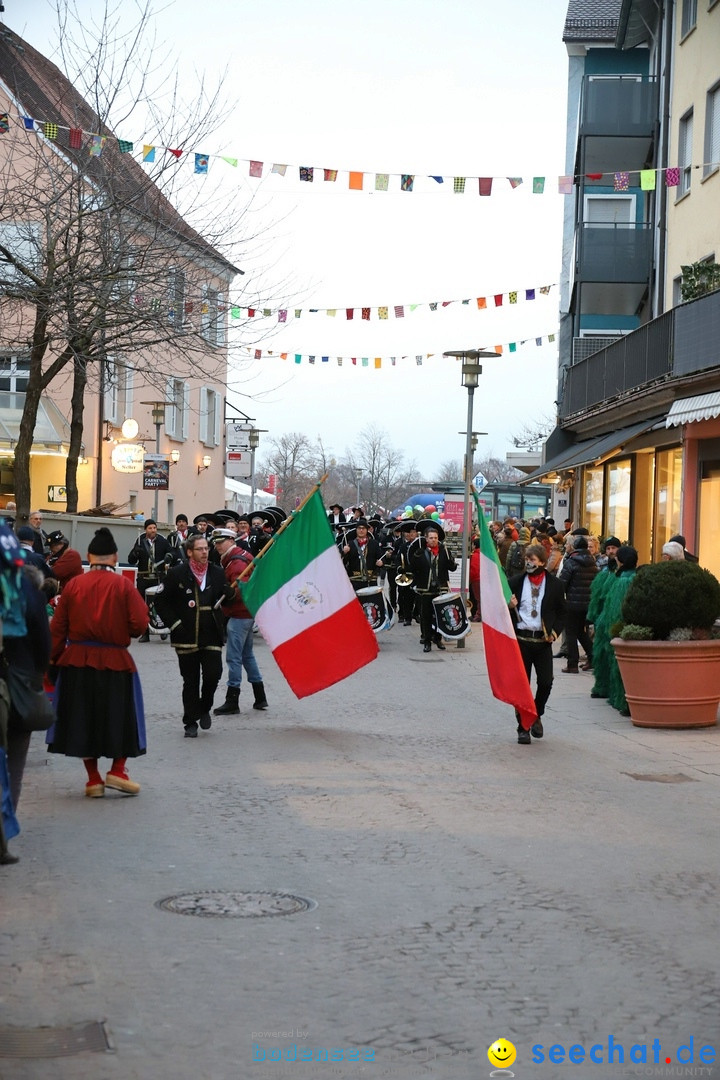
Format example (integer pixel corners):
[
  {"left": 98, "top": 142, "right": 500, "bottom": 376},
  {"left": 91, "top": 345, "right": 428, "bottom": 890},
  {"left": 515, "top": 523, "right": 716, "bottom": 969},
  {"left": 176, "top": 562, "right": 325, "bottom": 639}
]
[{"left": 611, "top": 560, "right": 720, "bottom": 728}]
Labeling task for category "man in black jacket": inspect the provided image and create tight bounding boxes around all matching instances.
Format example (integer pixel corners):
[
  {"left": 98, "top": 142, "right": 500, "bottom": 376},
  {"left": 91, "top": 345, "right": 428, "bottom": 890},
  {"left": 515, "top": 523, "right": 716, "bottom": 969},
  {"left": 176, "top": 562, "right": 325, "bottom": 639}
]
[
  {"left": 127, "top": 519, "right": 175, "bottom": 641},
  {"left": 408, "top": 521, "right": 457, "bottom": 653},
  {"left": 509, "top": 544, "right": 566, "bottom": 744},
  {"left": 559, "top": 535, "right": 598, "bottom": 673},
  {"left": 153, "top": 534, "right": 233, "bottom": 738}
]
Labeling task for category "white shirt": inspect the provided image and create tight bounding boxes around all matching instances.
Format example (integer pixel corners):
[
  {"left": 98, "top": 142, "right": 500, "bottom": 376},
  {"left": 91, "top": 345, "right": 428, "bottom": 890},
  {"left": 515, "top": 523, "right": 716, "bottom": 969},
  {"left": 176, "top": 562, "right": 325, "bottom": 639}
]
[{"left": 516, "top": 573, "right": 546, "bottom": 632}]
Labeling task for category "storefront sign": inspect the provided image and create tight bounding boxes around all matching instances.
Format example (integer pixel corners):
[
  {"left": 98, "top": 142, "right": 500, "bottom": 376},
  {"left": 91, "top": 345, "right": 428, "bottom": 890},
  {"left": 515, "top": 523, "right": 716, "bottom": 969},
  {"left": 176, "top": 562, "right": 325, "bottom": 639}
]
[{"left": 111, "top": 443, "right": 144, "bottom": 474}]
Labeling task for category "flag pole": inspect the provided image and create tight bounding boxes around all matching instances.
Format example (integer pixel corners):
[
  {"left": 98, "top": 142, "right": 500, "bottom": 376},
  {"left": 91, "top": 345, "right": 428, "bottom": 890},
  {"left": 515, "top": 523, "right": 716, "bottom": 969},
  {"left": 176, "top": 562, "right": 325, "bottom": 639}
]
[{"left": 217, "top": 473, "right": 330, "bottom": 599}]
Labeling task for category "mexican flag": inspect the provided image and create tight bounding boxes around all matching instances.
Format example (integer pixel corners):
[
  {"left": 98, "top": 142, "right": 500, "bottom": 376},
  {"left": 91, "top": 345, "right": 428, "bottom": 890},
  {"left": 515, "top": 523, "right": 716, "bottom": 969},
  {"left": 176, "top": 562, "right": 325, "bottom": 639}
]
[
  {"left": 240, "top": 490, "right": 379, "bottom": 698},
  {"left": 473, "top": 491, "right": 537, "bottom": 729}
]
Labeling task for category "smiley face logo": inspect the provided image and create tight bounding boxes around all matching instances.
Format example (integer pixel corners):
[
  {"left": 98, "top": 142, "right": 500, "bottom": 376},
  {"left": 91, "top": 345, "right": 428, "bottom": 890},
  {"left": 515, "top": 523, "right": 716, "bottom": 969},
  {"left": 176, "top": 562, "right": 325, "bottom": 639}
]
[{"left": 488, "top": 1038, "right": 517, "bottom": 1069}]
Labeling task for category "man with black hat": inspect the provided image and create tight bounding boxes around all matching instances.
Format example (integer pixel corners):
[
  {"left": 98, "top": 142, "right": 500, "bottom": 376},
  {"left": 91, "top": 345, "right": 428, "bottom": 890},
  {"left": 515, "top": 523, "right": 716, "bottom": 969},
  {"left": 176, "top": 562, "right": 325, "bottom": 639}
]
[
  {"left": 46, "top": 530, "right": 83, "bottom": 589},
  {"left": 394, "top": 520, "right": 419, "bottom": 626},
  {"left": 211, "top": 528, "right": 268, "bottom": 716},
  {"left": 127, "top": 519, "right": 175, "bottom": 640},
  {"left": 669, "top": 534, "right": 699, "bottom": 563},
  {"left": 47, "top": 527, "right": 149, "bottom": 797},
  {"left": 153, "top": 532, "right": 233, "bottom": 737},
  {"left": 168, "top": 514, "right": 190, "bottom": 556},
  {"left": 342, "top": 518, "right": 383, "bottom": 591},
  {"left": 327, "top": 503, "right": 346, "bottom": 526},
  {"left": 408, "top": 521, "right": 457, "bottom": 652}
]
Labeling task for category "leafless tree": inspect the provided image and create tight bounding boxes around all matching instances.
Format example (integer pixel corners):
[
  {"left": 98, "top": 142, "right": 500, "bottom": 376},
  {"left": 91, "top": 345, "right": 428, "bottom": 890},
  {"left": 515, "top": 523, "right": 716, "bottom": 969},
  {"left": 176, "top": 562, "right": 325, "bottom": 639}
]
[{"left": 0, "top": 3, "right": 292, "bottom": 516}]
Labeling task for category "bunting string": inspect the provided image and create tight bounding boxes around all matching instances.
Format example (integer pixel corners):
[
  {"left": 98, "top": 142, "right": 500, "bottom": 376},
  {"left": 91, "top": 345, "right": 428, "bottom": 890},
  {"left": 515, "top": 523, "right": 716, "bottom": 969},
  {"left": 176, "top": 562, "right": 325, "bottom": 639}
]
[
  {"left": 231, "top": 282, "right": 556, "bottom": 323},
  {"left": 1, "top": 109, "right": 716, "bottom": 195},
  {"left": 236, "top": 332, "right": 558, "bottom": 367}
]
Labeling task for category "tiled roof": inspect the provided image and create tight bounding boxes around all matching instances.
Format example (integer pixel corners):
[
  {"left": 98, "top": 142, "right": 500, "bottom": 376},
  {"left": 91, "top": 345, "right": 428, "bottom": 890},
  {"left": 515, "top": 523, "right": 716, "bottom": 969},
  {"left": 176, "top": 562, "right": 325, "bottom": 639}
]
[
  {"left": 0, "top": 25, "right": 240, "bottom": 276},
  {"left": 563, "top": 0, "right": 623, "bottom": 41}
]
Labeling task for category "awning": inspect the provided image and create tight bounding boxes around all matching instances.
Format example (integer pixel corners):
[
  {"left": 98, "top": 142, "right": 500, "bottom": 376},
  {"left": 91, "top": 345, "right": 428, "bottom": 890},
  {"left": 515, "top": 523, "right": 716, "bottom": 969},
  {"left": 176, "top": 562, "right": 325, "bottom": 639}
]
[
  {"left": 519, "top": 417, "right": 662, "bottom": 484},
  {"left": 0, "top": 391, "right": 71, "bottom": 450},
  {"left": 666, "top": 392, "right": 720, "bottom": 427}
]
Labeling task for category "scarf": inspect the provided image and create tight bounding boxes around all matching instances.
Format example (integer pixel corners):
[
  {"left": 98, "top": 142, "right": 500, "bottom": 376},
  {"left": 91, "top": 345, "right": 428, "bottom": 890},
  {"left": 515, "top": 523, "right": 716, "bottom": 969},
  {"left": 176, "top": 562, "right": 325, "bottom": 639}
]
[{"left": 188, "top": 558, "right": 207, "bottom": 587}]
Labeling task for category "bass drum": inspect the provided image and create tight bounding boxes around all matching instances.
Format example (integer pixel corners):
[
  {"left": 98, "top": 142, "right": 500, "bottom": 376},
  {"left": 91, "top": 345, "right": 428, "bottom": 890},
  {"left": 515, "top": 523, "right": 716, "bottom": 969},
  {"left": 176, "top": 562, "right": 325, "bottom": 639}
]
[
  {"left": 432, "top": 592, "right": 471, "bottom": 639},
  {"left": 356, "top": 585, "right": 390, "bottom": 634}
]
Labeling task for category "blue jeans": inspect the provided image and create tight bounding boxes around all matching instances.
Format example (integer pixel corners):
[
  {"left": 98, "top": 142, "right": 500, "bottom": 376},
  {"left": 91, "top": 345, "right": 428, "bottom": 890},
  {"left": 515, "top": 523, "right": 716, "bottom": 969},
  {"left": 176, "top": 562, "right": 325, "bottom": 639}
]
[{"left": 225, "top": 618, "right": 262, "bottom": 688}]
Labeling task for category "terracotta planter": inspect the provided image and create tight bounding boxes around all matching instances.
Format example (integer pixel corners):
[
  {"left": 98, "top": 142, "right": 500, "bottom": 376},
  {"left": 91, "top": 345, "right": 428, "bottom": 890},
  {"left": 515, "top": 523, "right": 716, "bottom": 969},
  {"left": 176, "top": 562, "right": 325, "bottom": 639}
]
[{"left": 611, "top": 638, "right": 720, "bottom": 729}]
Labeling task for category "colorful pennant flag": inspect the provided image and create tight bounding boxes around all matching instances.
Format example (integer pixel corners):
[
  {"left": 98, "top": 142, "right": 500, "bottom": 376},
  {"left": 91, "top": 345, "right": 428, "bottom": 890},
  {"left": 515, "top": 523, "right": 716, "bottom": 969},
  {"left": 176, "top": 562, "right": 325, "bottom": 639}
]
[
  {"left": 533, "top": 177, "right": 545, "bottom": 194},
  {"left": 375, "top": 173, "right": 389, "bottom": 191},
  {"left": 349, "top": 171, "right": 364, "bottom": 191},
  {"left": 401, "top": 174, "right": 414, "bottom": 192},
  {"left": 614, "top": 171, "right": 630, "bottom": 191},
  {"left": 89, "top": 135, "right": 106, "bottom": 157},
  {"left": 194, "top": 154, "right": 209, "bottom": 174},
  {"left": 43, "top": 122, "right": 58, "bottom": 139},
  {"left": 117, "top": 139, "right": 133, "bottom": 153},
  {"left": 454, "top": 177, "right": 466, "bottom": 193},
  {"left": 665, "top": 167, "right": 680, "bottom": 187},
  {"left": 558, "top": 175, "right": 574, "bottom": 194},
  {"left": 143, "top": 145, "right": 156, "bottom": 162},
  {"left": 479, "top": 177, "right": 493, "bottom": 196},
  {"left": 324, "top": 169, "right": 337, "bottom": 182},
  {"left": 507, "top": 177, "right": 523, "bottom": 189},
  {"left": 299, "top": 166, "right": 313, "bottom": 182},
  {"left": 0, "top": 113, "right": 9, "bottom": 134},
  {"left": 222, "top": 156, "right": 238, "bottom": 167},
  {"left": 640, "top": 169, "right": 656, "bottom": 190},
  {"left": 249, "top": 160, "right": 263, "bottom": 178},
  {"left": 69, "top": 128, "right": 82, "bottom": 148}
]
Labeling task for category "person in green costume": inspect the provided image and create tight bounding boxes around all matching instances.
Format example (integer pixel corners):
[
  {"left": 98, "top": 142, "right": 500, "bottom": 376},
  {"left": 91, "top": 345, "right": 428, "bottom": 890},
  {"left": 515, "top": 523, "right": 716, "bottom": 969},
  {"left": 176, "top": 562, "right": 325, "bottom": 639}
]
[
  {"left": 603, "top": 545, "right": 639, "bottom": 716},
  {"left": 586, "top": 537, "right": 621, "bottom": 698}
]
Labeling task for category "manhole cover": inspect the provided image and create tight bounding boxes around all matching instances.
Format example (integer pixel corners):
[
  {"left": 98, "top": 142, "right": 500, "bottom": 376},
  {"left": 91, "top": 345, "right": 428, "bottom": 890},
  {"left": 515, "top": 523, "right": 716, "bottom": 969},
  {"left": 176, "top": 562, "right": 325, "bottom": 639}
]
[
  {"left": 0, "top": 1021, "right": 113, "bottom": 1058},
  {"left": 155, "top": 890, "right": 317, "bottom": 917},
  {"left": 623, "top": 772, "right": 697, "bottom": 783}
]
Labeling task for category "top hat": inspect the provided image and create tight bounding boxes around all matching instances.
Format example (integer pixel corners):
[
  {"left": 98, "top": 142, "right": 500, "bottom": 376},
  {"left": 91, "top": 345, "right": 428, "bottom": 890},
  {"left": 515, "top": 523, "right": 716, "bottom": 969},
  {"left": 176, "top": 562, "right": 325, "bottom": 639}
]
[{"left": 213, "top": 509, "right": 241, "bottom": 523}]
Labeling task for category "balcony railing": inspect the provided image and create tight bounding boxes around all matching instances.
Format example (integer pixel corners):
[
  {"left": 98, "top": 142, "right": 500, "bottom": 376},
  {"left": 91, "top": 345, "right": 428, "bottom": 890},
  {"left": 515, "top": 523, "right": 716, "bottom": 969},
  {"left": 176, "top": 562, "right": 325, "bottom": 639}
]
[
  {"left": 560, "top": 289, "right": 720, "bottom": 419},
  {"left": 576, "top": 222, "right": 653, "bottom": 283},
  {"left": 579, "top": 76, "right": 658, "bottom": 139},
  {"left": 572, "top": 336, "right": 623, "bottom": 364}
]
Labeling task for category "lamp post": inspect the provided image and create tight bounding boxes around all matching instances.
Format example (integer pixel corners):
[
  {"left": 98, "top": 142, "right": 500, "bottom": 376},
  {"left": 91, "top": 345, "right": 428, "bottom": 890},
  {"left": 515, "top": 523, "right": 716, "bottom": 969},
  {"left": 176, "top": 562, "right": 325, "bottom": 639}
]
[
  {"left": 248, "top": 427, "right": 261, "bottom": 513},
  {"left": 444, "top": 349, "right": 497, "bottom": 648},
  {"left": 354, "top": 467, "right": 363, "bottom": 510},
  {"left": 140, "top": 400, "right": 169, "bottom": 522}
]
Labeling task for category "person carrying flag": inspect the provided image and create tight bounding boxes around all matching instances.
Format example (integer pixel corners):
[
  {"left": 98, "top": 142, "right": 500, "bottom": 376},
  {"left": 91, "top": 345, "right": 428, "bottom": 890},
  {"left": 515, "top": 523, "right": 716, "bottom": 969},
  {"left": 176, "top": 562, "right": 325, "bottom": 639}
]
[{"left": 507, "top": 544, "right": 565, "bottom": 744}]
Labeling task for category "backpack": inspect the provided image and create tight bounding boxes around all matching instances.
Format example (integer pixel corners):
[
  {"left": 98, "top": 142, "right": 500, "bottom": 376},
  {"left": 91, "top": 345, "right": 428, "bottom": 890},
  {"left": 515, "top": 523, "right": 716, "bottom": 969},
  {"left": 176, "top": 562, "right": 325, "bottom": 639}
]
[{"left": 506, "top": 542, "right": 526, "bottom": 575}]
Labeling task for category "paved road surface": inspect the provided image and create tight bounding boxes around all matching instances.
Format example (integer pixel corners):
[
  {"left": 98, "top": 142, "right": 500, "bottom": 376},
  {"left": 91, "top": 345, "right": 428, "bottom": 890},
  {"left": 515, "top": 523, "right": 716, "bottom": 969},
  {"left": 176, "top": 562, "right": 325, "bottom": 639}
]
[{"left": 1, "top": 621, "right": 719, "bottom": 1080}]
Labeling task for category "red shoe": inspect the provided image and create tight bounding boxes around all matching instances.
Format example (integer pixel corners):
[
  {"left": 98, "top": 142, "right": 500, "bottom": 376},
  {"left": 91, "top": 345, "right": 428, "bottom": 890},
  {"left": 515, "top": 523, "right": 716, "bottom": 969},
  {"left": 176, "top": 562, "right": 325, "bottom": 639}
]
[{"left": 105, "top": 770, "right": 140, "bottom": 795}]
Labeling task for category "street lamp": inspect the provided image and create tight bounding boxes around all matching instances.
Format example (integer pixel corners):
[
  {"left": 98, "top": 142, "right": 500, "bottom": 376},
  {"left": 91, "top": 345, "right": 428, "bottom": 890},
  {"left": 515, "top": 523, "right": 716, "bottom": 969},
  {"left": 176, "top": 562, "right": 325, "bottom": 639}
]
[
  {"left": 248, "top": 427, "right": 261, "bottom": 513},
  {"left": 444, "top": 349, "right": 497, "bottom": 648},
  {"left": 354, "top": 467, "right": 363, "bottom": 509},
  {"left": 140, "top": 399, "right": 170, "bottom": 522}
]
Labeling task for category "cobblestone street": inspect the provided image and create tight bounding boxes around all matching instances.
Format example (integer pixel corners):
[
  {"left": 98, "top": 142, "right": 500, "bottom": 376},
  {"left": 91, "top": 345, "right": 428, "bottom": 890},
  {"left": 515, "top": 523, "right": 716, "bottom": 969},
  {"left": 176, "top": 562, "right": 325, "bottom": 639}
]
[{"left": 2, "top": 624, "right": 719, "bottom": 1080}]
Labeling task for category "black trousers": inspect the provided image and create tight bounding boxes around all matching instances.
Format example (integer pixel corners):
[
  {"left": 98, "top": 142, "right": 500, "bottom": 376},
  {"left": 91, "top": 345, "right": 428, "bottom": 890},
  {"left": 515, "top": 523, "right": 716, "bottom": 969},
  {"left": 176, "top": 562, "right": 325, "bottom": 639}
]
[
  {"left": 177, "top": 649, "right": 223, "bottom": 723},
  {"left": 516, "top": 638, "right": 554, "bottom": 717},
  {"left": 565, "top": 608, "right": 593, "bottom": 667},
  {"left": 418, "top": 591, "right": 444, "bottom": 643}
]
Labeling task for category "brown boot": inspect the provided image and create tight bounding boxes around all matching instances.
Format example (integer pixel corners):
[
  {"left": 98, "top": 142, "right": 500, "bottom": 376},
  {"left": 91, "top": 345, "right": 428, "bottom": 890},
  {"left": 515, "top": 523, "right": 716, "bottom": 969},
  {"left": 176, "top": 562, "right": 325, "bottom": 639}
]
[{"left": 561, "top": 664, "right": 579, "bottom": 673}]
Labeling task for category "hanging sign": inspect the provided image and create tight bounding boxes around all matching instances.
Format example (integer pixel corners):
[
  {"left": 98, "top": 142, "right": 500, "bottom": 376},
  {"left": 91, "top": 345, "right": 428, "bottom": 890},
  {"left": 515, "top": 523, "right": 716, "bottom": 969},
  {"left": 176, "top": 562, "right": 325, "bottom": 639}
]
[
  {"left": 143, "top": 453, "right": 170, "bottom": 490},
  {"left": 226, "top": 423, "right": 254, "bottom": 451},
  {"left": 111, "top": 443, "right": 144, "bottom": 474},
  {"left": 226, "top": 450, "right": 252, "bottom": 479}
]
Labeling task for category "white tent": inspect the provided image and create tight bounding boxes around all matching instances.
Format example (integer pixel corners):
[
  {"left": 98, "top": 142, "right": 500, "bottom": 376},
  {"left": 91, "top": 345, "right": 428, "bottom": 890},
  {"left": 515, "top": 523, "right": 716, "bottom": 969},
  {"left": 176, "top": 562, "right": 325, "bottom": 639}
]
[{"left": 224, "top": 478, "right": 277, "bottom": 514}]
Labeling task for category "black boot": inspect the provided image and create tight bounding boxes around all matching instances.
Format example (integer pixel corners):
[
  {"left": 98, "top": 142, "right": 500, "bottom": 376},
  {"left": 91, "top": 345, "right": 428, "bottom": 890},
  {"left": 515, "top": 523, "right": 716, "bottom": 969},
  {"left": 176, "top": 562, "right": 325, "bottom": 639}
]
[
  {"left": 214, "top": 687, "right": 241, "bottom": 715},
  {"left": 251, "top": 682, "right": 268, "bottom": 710}
]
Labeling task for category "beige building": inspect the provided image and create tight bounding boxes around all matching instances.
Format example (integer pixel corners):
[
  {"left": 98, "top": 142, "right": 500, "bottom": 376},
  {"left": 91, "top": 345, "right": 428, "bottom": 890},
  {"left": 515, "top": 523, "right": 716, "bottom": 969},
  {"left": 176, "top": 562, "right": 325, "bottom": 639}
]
[{"left": 0, "top": 25, "right": 240, "bottom": 526}]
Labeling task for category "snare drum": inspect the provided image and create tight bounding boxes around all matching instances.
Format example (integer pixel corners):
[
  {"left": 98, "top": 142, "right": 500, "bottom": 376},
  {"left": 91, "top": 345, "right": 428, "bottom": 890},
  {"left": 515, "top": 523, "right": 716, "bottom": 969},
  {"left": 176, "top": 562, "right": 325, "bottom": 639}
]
[
  {"left": 432, "top": 592, "right": 471, "bottom": 639},
  {"left": 356, "top": 585, "right": 389, "bottom": 634}
]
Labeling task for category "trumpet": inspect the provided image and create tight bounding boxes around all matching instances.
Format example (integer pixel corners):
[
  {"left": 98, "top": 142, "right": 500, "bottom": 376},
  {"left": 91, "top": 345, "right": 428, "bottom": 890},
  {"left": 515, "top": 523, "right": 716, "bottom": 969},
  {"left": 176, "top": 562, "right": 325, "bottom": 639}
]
[{"left": 395, "top": 554, "right": 413, "bottom": 587}]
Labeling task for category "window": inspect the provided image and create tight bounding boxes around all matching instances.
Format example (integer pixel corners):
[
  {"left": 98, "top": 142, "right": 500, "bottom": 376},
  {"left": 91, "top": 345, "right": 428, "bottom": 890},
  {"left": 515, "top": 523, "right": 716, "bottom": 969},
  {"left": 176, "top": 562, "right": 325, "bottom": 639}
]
[
  {"left": 0, "top": 223, "right": 42, "bottom": 287},
  {"left": 168, "top": 268, "right": 185, "bottom": 331},
  {"left": 583, "top": 193, "right": 635, "bottom": 227},
  {"left": 165, "top": 377, "right": 189, "bottom": 440},
  {"left": 0, "top": 355, "right": 29, "bottom": 392},
  {"left": 704, "top": 82, "right": 720, "bottom": 177},
  {"left": 681, "top": 0, "right": 697, "bottom": 35},
  {"left": 103, "top": 360, "right": 134, "bottom": 425},
  {"left": 679, "top": 109, "right": 694, "bottom": 196},
  {"left": 199, "top": 386, "right": 221, "bottom": 447},
  {"left": 201, "top": 286, "right": 226, "bottom": 346}
]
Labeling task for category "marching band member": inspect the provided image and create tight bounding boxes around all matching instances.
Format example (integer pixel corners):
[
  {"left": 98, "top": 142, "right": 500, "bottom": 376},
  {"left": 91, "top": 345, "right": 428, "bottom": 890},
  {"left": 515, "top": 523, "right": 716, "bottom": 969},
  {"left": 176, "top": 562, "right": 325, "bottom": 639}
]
[
  {"left": 342, "top": 518, "right": 383, "bottom": 592},
  {"left": 408, "top": 520, "right": 457, "bottom": 652}
]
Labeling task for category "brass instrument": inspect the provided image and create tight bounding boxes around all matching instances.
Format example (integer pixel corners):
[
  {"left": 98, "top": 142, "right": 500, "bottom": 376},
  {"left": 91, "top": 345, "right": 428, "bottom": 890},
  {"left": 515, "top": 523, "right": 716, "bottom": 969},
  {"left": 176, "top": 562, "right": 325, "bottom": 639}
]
[{"left": 395, "top": 553, "right": 414, "bottom": 587}]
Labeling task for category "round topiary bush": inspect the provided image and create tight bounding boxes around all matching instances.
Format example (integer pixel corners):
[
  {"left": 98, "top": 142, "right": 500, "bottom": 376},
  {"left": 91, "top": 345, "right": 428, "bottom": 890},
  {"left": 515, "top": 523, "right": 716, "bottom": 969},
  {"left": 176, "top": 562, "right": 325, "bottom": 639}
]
[{"left": 622, "top": 560, "right": 720, "bottom": 639}]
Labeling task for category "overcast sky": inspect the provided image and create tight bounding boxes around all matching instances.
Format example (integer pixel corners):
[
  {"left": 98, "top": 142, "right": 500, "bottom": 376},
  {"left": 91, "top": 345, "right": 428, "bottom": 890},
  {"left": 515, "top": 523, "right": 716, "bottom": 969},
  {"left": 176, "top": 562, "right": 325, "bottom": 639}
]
[{"left": 6, "top": 0, "right": 572, "bottom": 478}]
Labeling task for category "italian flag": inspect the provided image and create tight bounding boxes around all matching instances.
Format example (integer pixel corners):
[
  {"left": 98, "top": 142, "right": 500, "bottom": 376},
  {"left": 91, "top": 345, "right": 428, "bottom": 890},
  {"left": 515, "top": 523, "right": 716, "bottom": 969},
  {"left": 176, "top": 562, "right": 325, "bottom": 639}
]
[
  {"left": 240, "top": 490, "right": 379, "bottom": 698},
  {"left": 473, "top": 491, "right": 537, "bottom": 730}
]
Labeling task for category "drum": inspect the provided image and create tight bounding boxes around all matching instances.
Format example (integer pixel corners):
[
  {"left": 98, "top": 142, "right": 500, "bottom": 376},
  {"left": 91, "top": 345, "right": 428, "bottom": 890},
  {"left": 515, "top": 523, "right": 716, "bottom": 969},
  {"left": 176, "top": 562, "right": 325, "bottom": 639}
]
[
  {"left": 432, "top": 592, "right": 471, "bottom": 639},
  {"left": 356, "top": 586, "right": 389, "bottom": 634}
]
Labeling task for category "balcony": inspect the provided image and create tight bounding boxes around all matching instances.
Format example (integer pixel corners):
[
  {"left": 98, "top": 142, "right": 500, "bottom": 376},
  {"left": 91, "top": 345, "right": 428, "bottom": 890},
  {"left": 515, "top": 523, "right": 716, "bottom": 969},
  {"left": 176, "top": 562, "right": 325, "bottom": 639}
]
[
  {"left": 560, "top": 289, "right": 720, "bottom": 419},
  {"left": 576, "top": 222, "right": 652, "bottom": 283},
  {"left": 579, "top": 76, "right": 657, "bottom": 139}
]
